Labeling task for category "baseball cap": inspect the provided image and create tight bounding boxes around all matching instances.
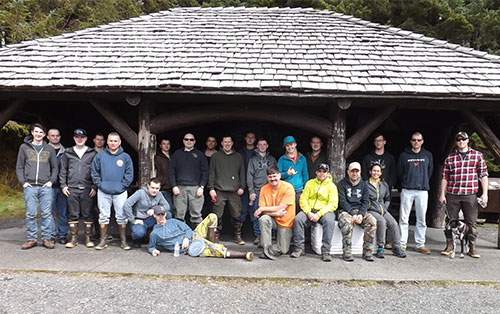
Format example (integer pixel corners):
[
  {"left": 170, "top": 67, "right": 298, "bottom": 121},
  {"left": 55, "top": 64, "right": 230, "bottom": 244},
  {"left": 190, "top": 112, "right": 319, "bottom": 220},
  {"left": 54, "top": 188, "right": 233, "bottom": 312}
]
[
  {"left": 456, "top": 131, "right": 469, "bottom": 140},
  {"left": 317, "top": 163, "right": 330, "bottom": 172},
  {"left": 348, "top": 162, "right": 361, "bottom": 171},
  {"left": 73, "top": 128, "right": 87, "bottom": 136},
  {"left": 283, "top": 136, "right": 296, "bottom": 146},
  {"left": 153, "top": 205, "right": 166, "bottom": 215}
]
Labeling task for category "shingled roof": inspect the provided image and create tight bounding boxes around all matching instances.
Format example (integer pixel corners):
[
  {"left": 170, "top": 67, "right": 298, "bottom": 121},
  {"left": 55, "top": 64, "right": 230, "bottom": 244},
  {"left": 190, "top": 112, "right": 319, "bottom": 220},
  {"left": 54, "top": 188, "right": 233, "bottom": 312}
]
[{"left": 1, "top": 6, "right": 500, "bottom": 99}]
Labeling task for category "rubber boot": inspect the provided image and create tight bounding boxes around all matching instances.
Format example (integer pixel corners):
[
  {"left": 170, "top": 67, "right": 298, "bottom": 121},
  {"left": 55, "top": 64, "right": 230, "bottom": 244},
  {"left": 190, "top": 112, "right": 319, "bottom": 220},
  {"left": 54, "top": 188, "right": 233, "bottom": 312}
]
[
  {"left": 207, "top": 226, "right": 217, "bottom": 243},
  {"left": 84, "top": 222, "right": 95, "bottom": 248},
  {"left": 225, "top": 249, "right": 254, "bottom": 261},
  {"left": 95, "top": 224, "right": 108, "bottom": 250},
  {"left": 440, "top": 230, "right": 453, "bottom": 256},
  {"left": 118, "top": 223, "right": 131, "bottom": 250},
  {"left": 468, "top": 241, "right": 480, "bottom": 258},
  {"left": 234, "top": 226, "right": 245, "bottom": 245},
  {"left": 65, "top": 221, "right": 79, "bottom": 248}
]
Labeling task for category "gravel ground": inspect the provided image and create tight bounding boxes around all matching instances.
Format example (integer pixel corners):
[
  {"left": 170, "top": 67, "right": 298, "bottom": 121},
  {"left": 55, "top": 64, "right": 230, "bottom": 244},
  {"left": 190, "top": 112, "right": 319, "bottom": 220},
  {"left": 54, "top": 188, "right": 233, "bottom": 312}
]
[{"left": 0, "top": 271, "right": 499, "bottom": 314}]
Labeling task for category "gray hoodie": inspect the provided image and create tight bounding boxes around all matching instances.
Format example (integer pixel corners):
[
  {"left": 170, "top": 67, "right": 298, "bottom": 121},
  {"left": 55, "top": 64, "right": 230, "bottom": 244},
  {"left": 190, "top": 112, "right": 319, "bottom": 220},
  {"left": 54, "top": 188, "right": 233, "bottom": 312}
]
[
  {"left": 123, "top": 187, "right": 170, "bottom": 224},
  {"left": 16, "top": 135, "right": 58, "bottom": 186},
  {"left": 247, "top": 150, "right": 276, "bottom": 194}
]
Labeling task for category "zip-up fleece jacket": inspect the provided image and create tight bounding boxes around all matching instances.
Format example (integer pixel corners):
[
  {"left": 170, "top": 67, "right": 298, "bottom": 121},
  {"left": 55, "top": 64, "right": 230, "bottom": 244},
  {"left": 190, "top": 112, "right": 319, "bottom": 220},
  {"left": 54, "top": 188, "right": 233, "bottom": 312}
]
[
  {"left": 299, "top": 176, "right": 338, "bottom": 217},
  {"left": 367, "top": 178, "right": 391, "bottom": 216},
  {"left": 338, "top": 177, "right": 369, "bottom": 216},
  {"left": 169, "top": 148, "right": 208, "bottom": 187},
  {"left": 361, "top": 150, "right": 397, "bottom": 188},
  {"left": 208, "top": 150, "right": 245, "bottom": 192},
  {"left": 247, "top": 150, "right": 277, "bottom": 194},
  {"left": 398, "top": 147, "right": 433, "bottom": 191},
  {"left": 148, "top": 219, "right": 193, "bottom": 254},
  {"left": 91, "top": 146, "right": 134, "bottom": 195},
  {"left": 123, "top": 187, "right": 171, "bottom": 224},
  {"left": 59, "top": 146, "right": 97, "bottom": 190},
  {"left": 277, "top": 152, "right": 309, "bottom": 191},
  {"left": 52, "top": 145, "right": 65, "bottom": 188},
  {"left": 154, "top": 152, "right": 173, "bottom": 190},
  {"left": 16, "top": 135, "right": 58, "bottom": 186}
]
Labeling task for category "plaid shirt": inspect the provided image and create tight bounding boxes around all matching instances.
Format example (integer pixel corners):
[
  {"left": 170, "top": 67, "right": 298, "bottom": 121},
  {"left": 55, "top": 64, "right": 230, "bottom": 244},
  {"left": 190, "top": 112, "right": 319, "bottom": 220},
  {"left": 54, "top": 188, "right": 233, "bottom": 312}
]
[{"left": 441, "top": 148, "right": 488, "bottom": 195}]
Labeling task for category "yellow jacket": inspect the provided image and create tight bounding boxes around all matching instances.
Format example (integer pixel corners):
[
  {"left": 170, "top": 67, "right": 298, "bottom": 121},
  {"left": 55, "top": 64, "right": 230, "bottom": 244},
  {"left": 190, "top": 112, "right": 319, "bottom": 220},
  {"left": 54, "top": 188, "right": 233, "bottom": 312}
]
[{"left": 299, "top": 176, "right": 338, "bottom": 217}]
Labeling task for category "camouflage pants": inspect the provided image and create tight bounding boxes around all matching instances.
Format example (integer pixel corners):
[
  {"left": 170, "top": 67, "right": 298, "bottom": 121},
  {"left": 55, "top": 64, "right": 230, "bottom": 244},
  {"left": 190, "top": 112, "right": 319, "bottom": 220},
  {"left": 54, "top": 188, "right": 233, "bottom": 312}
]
[
  {"left": 338, "top": 211, "right": 377, "bottom": 255},
  {"left": 192, "top": 213, "right": 227, "bottom": 258}
]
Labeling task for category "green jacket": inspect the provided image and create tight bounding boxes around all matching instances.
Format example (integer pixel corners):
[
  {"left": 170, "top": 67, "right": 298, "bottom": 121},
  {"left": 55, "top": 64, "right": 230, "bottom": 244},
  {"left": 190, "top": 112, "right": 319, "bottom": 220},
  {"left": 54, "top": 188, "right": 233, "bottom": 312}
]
[
  {"left": 208, "top": 150, "right": 246, "bottom": 192},
  {"left": 299, "top": 176, "right": 338, "bottom": 217}
]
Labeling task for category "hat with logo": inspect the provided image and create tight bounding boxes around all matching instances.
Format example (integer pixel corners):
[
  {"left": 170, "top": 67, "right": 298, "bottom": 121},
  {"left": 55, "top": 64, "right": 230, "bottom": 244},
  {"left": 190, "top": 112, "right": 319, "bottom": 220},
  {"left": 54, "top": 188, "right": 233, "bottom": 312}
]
[
  {"left": 153, "top": 205, "right": 166, "bottom": 215},
  {"left": 456, "top": 131, "right": 469, "bottom": 140},
  {"left": 317, "top": 163, "right": 330, "bottom": 172},
  {"left": 348, "top": 162, "right": 361, "bottom": 171},
  {"left": 73, "top": 128, "right": 87, "bottom": 136}
]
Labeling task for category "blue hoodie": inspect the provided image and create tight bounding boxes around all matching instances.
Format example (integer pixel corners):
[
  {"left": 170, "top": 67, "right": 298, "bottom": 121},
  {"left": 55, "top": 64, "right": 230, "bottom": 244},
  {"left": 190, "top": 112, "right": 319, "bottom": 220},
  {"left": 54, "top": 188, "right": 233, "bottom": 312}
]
[
  {"left": 277, "top": 152, "right": 309, "bottom": 191},
  {"left": 91, "top": 146, "right": 133, "bottom": 194},
  {"left": 148, "top": 219, "right": 193, "bottom": 254}
]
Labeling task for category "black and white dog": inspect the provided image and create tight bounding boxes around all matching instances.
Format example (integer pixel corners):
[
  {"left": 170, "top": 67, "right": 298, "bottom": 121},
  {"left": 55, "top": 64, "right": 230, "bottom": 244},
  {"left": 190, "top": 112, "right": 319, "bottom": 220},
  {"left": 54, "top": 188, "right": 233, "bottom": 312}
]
[{"left": 447, "top": 220, "right": 468, "bottom": 259}]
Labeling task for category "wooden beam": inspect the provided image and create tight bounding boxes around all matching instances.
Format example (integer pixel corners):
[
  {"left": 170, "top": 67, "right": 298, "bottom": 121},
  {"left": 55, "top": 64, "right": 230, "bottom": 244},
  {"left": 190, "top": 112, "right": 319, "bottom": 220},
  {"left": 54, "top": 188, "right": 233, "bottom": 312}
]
[
  {"left": 345, "top": 105, "right": 396, "bottom": 159},
  {"left": 138, "top": 102, "right": 154, "bottom": 186},
  {"left": 89, "top": 99, "right": 138, "bottom": 152},
  {"left": 0, "top": 99, "right": 24, "bottom": 128},
  {"left": 151, "top": 104, "right": 332, "bottom": 137},
  {"left": 460, "top": 108, "right": 500, "bottom": 164},
  {"left": 328, "top": 105, "right": 347, "bottom": 183}
]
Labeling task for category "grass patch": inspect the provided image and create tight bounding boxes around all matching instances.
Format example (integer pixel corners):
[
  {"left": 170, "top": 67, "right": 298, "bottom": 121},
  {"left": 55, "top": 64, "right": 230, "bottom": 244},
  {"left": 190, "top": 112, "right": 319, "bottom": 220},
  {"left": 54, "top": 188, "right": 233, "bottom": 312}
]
[{"left": 0, "top": 184, "right": 25, "bottom": 219}]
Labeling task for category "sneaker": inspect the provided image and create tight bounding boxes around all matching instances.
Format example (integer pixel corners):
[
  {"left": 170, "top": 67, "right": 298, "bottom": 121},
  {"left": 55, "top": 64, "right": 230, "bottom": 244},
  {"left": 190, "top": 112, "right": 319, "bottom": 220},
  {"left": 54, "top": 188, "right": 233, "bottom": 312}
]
[
  {"left": 290, "top": 250, "right": 305, "bottom": 258},
  {"left": 416, "top": 246, "right": 431, "bottom": 255},
  {"left": 363, "top": 253, "right": 374, "bottom": 262},
  {"left": 342, "top": 253, "right": 354, "bottom": 262},
  {"left": 375, "top": 247, "right": 385, "bottom": 259},
  {"left": 321, "top": 253, "right": 332, "bottom": 262},
  {"left": 392, "top": 247, "right": 407, "bottom": 258}
]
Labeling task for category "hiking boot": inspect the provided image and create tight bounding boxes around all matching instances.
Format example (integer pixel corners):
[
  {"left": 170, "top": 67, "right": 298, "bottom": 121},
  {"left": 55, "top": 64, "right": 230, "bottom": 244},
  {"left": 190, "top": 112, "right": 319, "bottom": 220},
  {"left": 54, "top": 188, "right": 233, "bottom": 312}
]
[
  {"left": 440, "top": 238, "right": 454, "bottom": 256},
  {"left": 416, "top": 246, "right": 431, "bottom": 255},
  {"left": 290, "top": 250, "right": 305, "bottom": 258},
  {"left": 468, "top": 241, "right": 480, "bottom": 258},
  {"left": 363, "top": 252, "right": 374, "bottom": 262},
  {"left": 375, "top": 247, "right": 385, "bottom": 259},
  {"left": 342, "top": 253, "right": 354, "bottom": 262},
  {"left": 392, "top": 247, "right": 407, "bottom": 258},
  {"left": 321, "top": 253, "right": 332, "bottom": 262},
  {"left": 21, "top": 241, "right": 37, "bottom": 250},
  {"left": 42, "top": 239, "right": 55, "bottom": 249}
]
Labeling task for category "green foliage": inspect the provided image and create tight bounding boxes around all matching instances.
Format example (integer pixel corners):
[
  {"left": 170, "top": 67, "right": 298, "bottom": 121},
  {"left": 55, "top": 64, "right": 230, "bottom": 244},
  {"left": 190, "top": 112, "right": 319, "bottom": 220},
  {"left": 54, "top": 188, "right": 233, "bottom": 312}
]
[
  {"left": 469, "top": 132, "right": 500, "bottom": 174},
  {"left": 0, "top": 121, "right": 28, "bottom": 191}
]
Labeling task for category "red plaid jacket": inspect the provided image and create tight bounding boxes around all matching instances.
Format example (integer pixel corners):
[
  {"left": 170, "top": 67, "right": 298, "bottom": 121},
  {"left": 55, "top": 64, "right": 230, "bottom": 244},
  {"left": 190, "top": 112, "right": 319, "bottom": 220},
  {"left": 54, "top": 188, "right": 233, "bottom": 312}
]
[{"left": 441, "top": 148, "right": 488, "bottom": 195}]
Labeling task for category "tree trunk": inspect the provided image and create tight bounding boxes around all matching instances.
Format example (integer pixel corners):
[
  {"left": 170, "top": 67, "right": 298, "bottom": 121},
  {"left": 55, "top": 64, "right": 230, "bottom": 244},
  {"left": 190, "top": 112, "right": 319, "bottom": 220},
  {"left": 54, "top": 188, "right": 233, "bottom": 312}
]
[{"left": 328, "top": 105, "right": 347, "bottom": 183}]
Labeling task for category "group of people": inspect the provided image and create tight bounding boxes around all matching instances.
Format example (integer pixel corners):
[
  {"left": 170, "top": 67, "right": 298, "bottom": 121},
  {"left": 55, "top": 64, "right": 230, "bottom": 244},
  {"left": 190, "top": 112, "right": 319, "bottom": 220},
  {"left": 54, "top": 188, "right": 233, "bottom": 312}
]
[{"left": 16, "top": 124, "right": 489, "bottom": 262}]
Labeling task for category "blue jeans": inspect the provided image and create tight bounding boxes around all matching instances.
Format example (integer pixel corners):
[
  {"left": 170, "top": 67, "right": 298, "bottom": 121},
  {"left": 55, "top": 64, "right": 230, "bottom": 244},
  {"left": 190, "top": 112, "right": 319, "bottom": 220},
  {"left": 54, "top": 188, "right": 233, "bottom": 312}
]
[
  {"left": 131, "top": 216, "right": 157, "bottom": 241},
  {"left": 97, "top": 190, "right": 128, "bottom": 224},
  {"left": 243, "top": 190, "right": 261, "bottom": 237},
  {"left": 161, "top": 190, "right": 174, "bottom": 212},
  {"left": 51, "top": 187, "right": 68, "bottom": 238},
  {"left": 24, "top": 186, "right": 54, "bottom": 241},
  {"left": 399, "top": 188, "right": 428, "bottom": 248}
]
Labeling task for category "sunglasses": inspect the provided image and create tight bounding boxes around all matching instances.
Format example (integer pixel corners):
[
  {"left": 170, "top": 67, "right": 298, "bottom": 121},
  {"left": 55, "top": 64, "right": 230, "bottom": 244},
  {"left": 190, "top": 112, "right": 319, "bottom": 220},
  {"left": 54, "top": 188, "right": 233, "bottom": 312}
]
[
  {"left": 456, "top": 138, "right": 467, "bottom": 142},
  {"left": 411, "top": 139, "right": 423, "bottom": 142},
  {"left": 184, "top": 138, "right": 195, "bottom": 141}
]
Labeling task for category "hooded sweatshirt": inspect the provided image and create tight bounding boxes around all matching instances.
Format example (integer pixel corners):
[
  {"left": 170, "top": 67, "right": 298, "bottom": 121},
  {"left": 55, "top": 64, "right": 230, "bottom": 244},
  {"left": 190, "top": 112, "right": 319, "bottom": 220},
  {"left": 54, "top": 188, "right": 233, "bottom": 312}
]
[
  {"left": 123, "top": 186, "right": 171, "bottom": 223},
  {"left": 398, "top": 147, "right": 433, "bottom": 191},
  {"left": 361, "top": 150, "right": 397, "bottom": 188},
  {"left": 208, "top": 150, "right": 245, "bottom": 192},
  {"left": 59, "top": 146, "right": 97, "bottom": 190},
  {"left": 338, "top": 177, "right": 369, "bottom": 216},
  {"left": 91, "top": 146, "right": 134, "bottom": 195},
  {"left": 16, "top": 135, "right": 58, "bottom": 186},
  {"left": 247, "top": 150, "right": 277, "bottom": 194},
  {"left": 367, "top": 178, "right": 391, "bottom": 216},
  {"left": 299, "top": 175, "right": 338, "bottom": 217},
  {"left": 277, "top": 152, "right": 309, "bottom": 191}
]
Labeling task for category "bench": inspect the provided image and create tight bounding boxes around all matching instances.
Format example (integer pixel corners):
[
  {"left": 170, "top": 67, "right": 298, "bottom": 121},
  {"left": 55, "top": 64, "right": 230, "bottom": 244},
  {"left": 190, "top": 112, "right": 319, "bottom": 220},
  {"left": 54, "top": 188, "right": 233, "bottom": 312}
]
[{"left": 311, "top": 221, "right": 377, "bottom": 255}]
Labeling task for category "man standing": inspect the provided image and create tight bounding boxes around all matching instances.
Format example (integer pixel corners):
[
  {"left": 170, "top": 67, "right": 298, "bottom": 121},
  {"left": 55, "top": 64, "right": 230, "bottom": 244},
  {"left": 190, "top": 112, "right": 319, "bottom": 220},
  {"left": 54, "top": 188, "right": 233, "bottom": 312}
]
[
  {"left": 277, "top": 136, "right": 308, "bottom": 212},
  {"left": 305, "top": 136, "right": 327, "bottom": 179},
  {"left": 123, "top": 177, "right": 172, "bottom": 248},
  {"left": 93, "top": 133, "right": 105, "bottom": 153},
  {"left": 47, "top": 128, "right": 68, "bottom": 244},
  {"left": 16, "top": 123, "right": 57, "bottom": 249},
  {"left": 291, "top": 163, "right": 338, "bottom": 262},
  {"left": 254, "top": 165, "right": 295, "bottom": 260},
  {"left": 59, "top": 128, "right": 97, "bottom": 248},
  {"left": 362, "top": 133, "right": 397, "bottom": 189},
  {"left": 169, "top": 133, "right": 208, "bottom": 227},
  {"left": 154, "top": 138, "right": 174, "bottom": 210},
  {"left": 439, "top": 131, "right": 488, "bottom": 258},
  {"left": 338, "top": 162, "right": 377, "bottom": 262},
  {"left": 398, "top": 132, "right": 433, "bottom": 254},
  {"left": 202, "top": 136, "right": 218, "bottom": 216},
  {"left": 239, "top": 132, "right": 256, "bottom": 230},
  {"left": 246, "top": 138, "right": 276, "bottom": 245},
  {"left": 91, "top": 133, "right": 105, "bottom": 236},
  {"left": 91, "top": 132, "right": 134, "bottom": 250},
  {"left": 208, "top": 136, "right": 246, "bottom": 245}
]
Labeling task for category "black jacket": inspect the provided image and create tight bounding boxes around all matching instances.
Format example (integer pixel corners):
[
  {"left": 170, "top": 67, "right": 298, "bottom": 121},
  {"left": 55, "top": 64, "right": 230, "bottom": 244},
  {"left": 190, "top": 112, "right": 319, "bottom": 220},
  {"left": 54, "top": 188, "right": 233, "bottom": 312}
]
[{"left": 59, "top": 146, "right": 97, "bottom": 189}]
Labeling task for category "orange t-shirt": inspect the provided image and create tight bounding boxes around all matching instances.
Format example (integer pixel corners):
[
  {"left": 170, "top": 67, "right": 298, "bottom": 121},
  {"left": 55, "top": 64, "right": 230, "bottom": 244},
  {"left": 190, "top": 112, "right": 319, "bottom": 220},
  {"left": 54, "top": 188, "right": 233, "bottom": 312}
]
[{"left": 259, "top": 181, "right": 296, "bottom": 229}]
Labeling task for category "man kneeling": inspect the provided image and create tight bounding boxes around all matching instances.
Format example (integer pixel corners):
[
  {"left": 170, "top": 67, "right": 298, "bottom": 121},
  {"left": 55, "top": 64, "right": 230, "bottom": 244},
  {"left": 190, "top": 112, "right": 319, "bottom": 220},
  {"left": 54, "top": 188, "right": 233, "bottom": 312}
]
[{"left": 148, "top": 206, "right": 253, "bottom": 261}]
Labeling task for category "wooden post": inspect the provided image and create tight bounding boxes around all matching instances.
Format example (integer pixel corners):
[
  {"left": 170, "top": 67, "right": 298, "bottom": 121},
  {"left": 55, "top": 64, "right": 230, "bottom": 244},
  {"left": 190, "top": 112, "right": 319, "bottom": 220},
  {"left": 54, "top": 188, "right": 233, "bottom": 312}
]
[
  {"left": 138, "top": 102, "right": 154, "bottom": 187},
  {"left": 460, "top": 108, "right": 500, "bottom": 164},
  {"left": 90, "top": 99, "right": 138, "bottom": 152},
  {"left": 328, "top": 104, "right": 347, "bottom": 183},
  {"left": 0, "top": 99, "right": 24, "bottom": 128},
  {"left": 151, "top": 133, "right": 157, "bottom": 177}
]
